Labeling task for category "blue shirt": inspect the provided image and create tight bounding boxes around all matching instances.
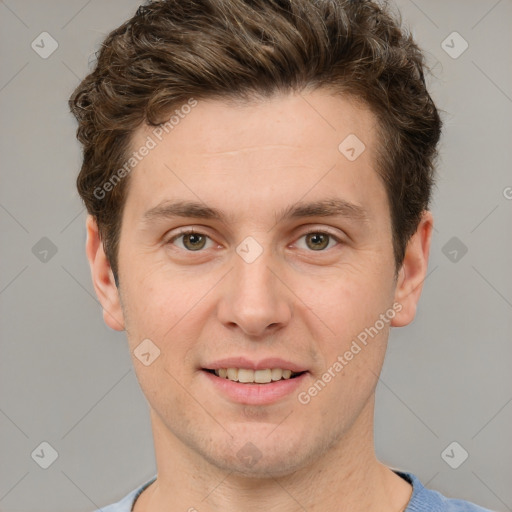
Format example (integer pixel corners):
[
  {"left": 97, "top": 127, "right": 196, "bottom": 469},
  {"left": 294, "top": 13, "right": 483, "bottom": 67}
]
[{"left": 94, "top": 470, "right": 495, "bottom": 511}]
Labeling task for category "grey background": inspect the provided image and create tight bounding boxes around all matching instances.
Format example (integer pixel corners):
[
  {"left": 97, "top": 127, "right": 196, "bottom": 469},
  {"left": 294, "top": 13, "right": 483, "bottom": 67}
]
[{"left": 0, "top": 0, "right": 511, "bottom": 510}]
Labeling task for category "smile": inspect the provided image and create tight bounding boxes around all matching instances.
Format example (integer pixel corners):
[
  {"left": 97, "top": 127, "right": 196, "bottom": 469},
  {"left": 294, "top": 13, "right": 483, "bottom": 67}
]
[
  {"left": 202, "top": 368, "right": 309, "bottom": 405},
  {"left": 206, "top": 367, "right": 305, "bottom": 383}
]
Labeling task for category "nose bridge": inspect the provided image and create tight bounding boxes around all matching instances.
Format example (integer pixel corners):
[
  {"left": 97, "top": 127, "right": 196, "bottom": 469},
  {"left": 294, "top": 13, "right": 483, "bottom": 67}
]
[
  {"left": 235, "top": 249, "right": 275, "bottom": 300},
  {"left": 217, "top": 239, "right": 292, "bottom": 336}
]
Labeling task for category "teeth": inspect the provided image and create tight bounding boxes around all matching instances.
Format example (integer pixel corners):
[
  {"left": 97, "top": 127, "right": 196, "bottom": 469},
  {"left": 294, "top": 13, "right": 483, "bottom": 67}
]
[
  {"left": 271, "top": 368, "right": 283, "bottom": 381},
  {"left": 226, "top": 368, "right": 238, "bottom": 381},
  {"left": 238, "top": 368, "right": 255, "bottom": 383},
  {"left": 213, "top": 368, "right": 300, "bottom": 383},
  {"left": 254, "top": 369, "right": 272, "bottom": 383}
]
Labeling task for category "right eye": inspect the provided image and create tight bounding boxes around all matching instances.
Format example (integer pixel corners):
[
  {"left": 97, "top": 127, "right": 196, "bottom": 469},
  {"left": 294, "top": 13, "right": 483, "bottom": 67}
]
[{"left": 166, "top": 229, "right": 218, "bottom": 252}]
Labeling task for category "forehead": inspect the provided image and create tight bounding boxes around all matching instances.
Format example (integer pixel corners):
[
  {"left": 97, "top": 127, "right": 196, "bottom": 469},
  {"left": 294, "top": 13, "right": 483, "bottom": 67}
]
[
  {"left": 122, "top": 89, "right": 387, "bottom": 225},
  {"left": 136, "top": 90, "right": 376, "bottom": 157}
]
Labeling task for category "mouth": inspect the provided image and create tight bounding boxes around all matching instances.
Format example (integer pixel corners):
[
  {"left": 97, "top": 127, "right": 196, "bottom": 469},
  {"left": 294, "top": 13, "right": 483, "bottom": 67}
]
[
  {"left": 201, "top": 366, "right": 309, "bottom": 405},
  {"left": 202, "top": 367, "right": 307, "bottom": 384},
  {"left": 200, "top": 357, "right": 310, "bottom": 404}
]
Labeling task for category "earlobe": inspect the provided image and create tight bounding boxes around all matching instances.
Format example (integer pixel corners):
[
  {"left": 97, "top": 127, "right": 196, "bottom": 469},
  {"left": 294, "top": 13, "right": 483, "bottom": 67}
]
[
  {"left": 391, "top": 211, "right": 433, "bottom": 327},
  {"left": 85, "top": 215, "right": 125, "bottom": 331}
]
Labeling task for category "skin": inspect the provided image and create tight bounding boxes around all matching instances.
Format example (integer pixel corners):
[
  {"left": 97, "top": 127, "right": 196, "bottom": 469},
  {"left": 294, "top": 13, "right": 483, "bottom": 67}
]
[{"left": 86, "top": 89, "right": 432, "bottom": 512}]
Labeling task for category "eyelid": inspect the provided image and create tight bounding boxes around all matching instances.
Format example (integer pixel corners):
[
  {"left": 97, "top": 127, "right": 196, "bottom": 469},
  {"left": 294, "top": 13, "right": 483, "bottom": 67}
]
[{"left": 294, "top": 225, "right": 344, "bottom": 240}]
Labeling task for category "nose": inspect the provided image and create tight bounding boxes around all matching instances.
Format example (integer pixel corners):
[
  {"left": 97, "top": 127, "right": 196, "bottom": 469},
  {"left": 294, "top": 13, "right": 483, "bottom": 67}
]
[{"left": 216, "top": 248, "right": 292, "bottom": 338}]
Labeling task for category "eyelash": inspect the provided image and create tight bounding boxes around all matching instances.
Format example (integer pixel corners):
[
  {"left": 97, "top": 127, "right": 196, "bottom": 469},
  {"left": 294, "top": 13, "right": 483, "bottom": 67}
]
[{"left": 166, "top": 228, "right": 342, "bottom": 252}]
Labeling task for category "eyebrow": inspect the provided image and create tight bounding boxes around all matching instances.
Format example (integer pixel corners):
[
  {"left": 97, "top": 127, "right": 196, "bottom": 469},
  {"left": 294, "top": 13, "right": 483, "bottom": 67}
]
[{"left": 141, "top": 198, "right": 369, "bottom": 226}]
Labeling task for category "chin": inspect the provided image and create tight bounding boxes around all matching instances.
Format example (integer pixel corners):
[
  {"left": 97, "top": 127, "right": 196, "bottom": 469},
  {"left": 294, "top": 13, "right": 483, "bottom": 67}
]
[
  {"left": 212, "top": 452, "right": 306, "bottom": 479},
  {"left": 200, "top": 431, "right": 317, "bottom": 479}
]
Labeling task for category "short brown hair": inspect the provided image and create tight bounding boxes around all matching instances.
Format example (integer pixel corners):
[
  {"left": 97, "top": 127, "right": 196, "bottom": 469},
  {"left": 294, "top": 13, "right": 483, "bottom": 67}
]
[{"left": 69, "top": 0, "right": 441, "bottom": 283}]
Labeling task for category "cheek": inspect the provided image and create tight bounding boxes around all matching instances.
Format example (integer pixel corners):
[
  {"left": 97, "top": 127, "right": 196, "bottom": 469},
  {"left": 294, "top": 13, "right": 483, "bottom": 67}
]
[
  {"left": 121, "top": 262, "right": 196, "bottom": 334},
  {"left": 121, "top": 275, "right": 213, "bottom": 395},
  {"left": 301, "top": 263, "right": 395, "bottom": 333},
  {"left": 131, "top": 356, "right": 194, "bottom": 428}
]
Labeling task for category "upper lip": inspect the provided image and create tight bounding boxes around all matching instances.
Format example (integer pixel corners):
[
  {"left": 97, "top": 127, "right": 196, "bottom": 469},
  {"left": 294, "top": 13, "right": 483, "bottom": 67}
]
[{"left": 203, "top": 357, "right": 308, "bottom": 373}]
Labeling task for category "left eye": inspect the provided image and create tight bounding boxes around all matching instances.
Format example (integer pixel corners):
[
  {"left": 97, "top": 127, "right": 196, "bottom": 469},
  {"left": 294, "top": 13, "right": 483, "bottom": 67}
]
[
  {"left": 167, "top": 230, "right": 340, "bottom": 252},
  {"left": 295, "top": 232, "right": 340, "bottom": 251}
]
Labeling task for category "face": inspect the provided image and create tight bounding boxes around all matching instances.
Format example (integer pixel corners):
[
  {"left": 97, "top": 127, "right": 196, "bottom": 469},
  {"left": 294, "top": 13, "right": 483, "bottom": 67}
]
[{"left": 87, "top": 89, "right": 431, "bottom": 478}]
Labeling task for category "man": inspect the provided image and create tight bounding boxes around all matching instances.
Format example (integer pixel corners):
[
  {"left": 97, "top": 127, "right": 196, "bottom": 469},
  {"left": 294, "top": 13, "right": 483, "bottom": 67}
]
[{"left": 68, "top": 0, "right": 493, "bottom": 510}]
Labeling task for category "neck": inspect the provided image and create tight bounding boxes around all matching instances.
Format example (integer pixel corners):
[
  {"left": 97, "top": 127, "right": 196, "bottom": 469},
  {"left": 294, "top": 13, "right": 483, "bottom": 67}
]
[{"left": 135, "top": 396, "right": 412, "bottom": 512}]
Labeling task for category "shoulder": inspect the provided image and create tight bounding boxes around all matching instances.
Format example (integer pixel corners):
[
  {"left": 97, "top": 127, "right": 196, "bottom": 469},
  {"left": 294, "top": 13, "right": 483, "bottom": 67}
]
[
  {"left": 398, "top": 471, "right": 496, "bottom": 512},
  {"left": 91, "top": 475, "right": 157, "bottom": 512}
]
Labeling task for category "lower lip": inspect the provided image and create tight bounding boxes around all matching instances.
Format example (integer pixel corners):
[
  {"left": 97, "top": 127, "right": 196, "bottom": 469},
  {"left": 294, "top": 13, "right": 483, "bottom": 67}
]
[{"left": 202, "top": 370, "right": 308, "bottom": 405}]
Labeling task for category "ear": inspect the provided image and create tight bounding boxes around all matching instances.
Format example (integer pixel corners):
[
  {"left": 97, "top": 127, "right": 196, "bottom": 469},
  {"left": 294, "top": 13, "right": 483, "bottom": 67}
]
[
  {"left": 391, "top": 210, "right": 433, "bottom": 327},
  {"left": 85, "top": 215, "right": 125, "bottom": 331}
]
